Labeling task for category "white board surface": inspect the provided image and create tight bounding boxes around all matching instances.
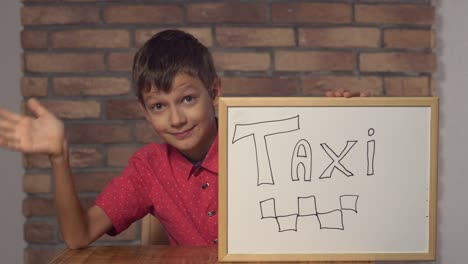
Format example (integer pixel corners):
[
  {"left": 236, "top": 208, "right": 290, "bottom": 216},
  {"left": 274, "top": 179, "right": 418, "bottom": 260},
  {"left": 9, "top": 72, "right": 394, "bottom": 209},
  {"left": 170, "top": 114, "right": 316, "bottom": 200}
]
[{"left": 219, "top": 98, "right": 438, "bottom": 261}]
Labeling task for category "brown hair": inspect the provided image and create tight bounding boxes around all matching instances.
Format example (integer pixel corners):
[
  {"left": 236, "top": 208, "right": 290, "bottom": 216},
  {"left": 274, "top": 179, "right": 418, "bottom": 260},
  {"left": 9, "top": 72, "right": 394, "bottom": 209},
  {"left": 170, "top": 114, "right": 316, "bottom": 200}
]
[{"left": 132, "top": 29, "right": 218, "bottom": 104}]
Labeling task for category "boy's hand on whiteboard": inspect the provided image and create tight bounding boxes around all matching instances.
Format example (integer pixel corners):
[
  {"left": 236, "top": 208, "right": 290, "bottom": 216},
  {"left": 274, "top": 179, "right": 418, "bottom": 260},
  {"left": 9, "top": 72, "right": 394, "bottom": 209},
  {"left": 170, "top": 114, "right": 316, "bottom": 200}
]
[
  {"left": 325, "top": 89, "right": 370, "bottom": 98},
  {"left": 0, "top": 98, "right": 65, "bottom": 157}
]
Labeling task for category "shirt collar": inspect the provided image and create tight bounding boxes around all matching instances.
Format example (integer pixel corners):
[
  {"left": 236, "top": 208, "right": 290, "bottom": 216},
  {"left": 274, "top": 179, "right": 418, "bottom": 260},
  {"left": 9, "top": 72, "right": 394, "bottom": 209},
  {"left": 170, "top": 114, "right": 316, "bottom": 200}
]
[{"left": 168, "top": 134, "right": 219, "bottom": 176}]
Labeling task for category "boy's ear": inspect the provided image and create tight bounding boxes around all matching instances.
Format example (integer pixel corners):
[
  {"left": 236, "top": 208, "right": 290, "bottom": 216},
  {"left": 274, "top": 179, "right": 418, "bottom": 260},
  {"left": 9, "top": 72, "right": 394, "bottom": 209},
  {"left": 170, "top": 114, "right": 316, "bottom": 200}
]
[{"left": 211, "top": 78, "right": 222, "bottom": 107}]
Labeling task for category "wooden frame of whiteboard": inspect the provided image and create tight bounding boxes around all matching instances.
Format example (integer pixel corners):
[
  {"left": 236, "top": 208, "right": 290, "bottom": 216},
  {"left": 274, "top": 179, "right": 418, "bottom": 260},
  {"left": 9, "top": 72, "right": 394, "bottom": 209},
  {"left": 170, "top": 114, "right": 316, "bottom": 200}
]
[{"left": 218, "top": 97, "right": 438, "bottom": 262}]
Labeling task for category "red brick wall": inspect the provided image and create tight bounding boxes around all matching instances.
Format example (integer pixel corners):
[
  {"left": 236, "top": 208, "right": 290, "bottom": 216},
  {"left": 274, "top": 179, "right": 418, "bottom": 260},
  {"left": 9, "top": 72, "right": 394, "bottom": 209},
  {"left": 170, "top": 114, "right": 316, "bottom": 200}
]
[{"left": 20, "top": 1, "right": 435, "bottom": 263}]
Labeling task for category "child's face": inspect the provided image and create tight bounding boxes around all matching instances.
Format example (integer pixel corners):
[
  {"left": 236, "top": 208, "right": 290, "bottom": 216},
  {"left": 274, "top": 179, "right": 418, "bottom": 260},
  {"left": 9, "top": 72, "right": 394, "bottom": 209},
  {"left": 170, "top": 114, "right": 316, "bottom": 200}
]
[{"left": 140, "top": 73, "right": 220, "bottom": 162}]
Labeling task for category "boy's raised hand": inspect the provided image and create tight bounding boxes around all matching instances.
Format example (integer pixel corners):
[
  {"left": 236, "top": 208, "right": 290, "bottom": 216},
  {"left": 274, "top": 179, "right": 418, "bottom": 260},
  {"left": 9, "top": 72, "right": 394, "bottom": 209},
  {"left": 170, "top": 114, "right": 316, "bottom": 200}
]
[
  {"left": 0, "top": 98, "right": 65, "bottom": 156},
  {"left": 325, "top": 89, "right": 370, "bottom": 98}
]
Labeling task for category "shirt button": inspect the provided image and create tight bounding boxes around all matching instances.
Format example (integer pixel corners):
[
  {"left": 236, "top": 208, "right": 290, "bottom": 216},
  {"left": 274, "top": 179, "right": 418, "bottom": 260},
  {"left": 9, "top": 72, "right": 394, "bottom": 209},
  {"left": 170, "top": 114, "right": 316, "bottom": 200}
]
[
  {"left": 207, "top": 210, "right": 216, "bottom": 217},
  {"left": 213, "top": 238, "right": 218, "bottom": 244},
  {"left": 202, "top": 182, "right": 209, "bottom": 190}
]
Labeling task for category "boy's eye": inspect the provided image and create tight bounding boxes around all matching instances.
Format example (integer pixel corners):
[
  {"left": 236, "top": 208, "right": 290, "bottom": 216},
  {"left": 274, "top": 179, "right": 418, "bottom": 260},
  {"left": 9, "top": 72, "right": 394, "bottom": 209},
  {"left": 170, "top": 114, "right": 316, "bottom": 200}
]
[
  {"left": 152, "top": 103, "right": 164, "bottom": 111},
  {"left": 183, "top": 96, "right": 194, "bottom": 103}
]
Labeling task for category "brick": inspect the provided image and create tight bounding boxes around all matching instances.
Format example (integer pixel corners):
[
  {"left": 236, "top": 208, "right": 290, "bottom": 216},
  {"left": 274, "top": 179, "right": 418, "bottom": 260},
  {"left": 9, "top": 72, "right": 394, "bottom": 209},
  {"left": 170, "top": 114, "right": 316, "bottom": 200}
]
[
  {"left": 23, "top": 154, "right": 49, "bottom": 169},
  {"left": 216, "top": 27, "right": 294, "bottom": 47},
  {"left": 300, "top": 76, "right": 382, "bottom": 96},
  {"left": 385, "top": 76, "right": 430, "bottom": 96},
  {"left": 108, "top": 52, "right": 134, "bottom": 72},
  {"left": 430, "top": 77, "right": 436, "bottom": 96},
  {"left": 355, "top": 4, "right": 435, "bottom": 25},
  {"left": 360, "top": 52, "right": 435, "bottom": 72},
  {"left": 187, "top": 3, "right": 267, "bottom": 23},
  {"left": 384, "top": 29, "right": 433, "bottom": 49},
  {"left": 23, "top": 197, "right": 55, "bottom": 217},
  {"left": 67, "top": 124, "right": 132, "bottom": 144},
  {"left": 53, "top": 77, "right": 130, "bottom": 96},
  {"left": 299, "top": 27, "right": 380, "bottom": 48},
  {"left": 21, "top": 77, "right": 48, "bottom": 97},
  {"left": 135, "top": 122, "right": 162, "bottom": 144},
  {"left": 98, "top": 223, "right": 137, "bottom": 242},
  {"left": 40, "top": 100, "right": 100, "bottom": 119},
  {"left": 213, "top": 52, "right": 270, "bottom": 71},
  {"left": 21, "top": 6, "right": 99, "bottom": 25},
  {"left": 22, "top": 196, "right": 99, "bottom": 217},
  {"left": 24, "top": 53, "right": 105, "bottom": 73},
  {"left": 69, "top": 148, "right": 103, "bottom": 168},
  {"left": 23, "top": 174, "right": 51, "bottom": 193},
  {"left": 104, "top": 5, "right": 182, "bottom": 24},
  {"left": 21, "top": 30, "right": 47, "bottom": 49},
  {"left": 275, "top": 51, "right": 355, "bottom": 71},
  {"left": 73, "top": 171, "right": 119, "bottom": 192},
  {"left": 107, "top": 99, "right": 145, "bottom": 120},
  {"left": 51, "top": 29, "right": 130, "bottom": 49},
  {"left": 107, "top": 146, "right": 140, "bottom": 167},
  {"left": 20, "top": 101, "right": 26, "bottom": 115},
  {"left": 272, "top": 3, "right": 351, "bottom": 23},
  {"left": 221, "top": 76, "right": 296, "bottom": 96},
  {"left": 24, "top": 148, "right": 103, "bottom": 169},
  {"left": 135, "top": 28, "right": 213, "bottom": 48},
  {"left": 24, "top": 222, "right": 54, "bottom": 243},
  {"left": 24, "top": 247, "right": 63, "bottom": 264}
]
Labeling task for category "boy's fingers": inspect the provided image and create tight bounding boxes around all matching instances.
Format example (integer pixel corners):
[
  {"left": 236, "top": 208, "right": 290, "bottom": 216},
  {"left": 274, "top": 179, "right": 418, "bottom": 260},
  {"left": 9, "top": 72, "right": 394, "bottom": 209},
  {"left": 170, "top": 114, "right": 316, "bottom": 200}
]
[
  {"left": 0, "top": 135, "right": 20, "bottom": 151},
  {"left": 27, "top": 98, "right": 47, "bottom": 117},
  {"left": 327, "top": 89, "right": 370, "bottom": 98},
  {"left": 334, "top": 91, "right": 342, "bottom": 97},
  {"left": 0, "top": 107, "right": 21, "bottom": 123},
  {"left": 343, "top": 91, "right": 353, "bottom": 98},
  {"left": 0, "top": 130, "right": 17, "bottom": 141},
  {"left": 0, "top": 119, "right": 16, "bottom": 132}
]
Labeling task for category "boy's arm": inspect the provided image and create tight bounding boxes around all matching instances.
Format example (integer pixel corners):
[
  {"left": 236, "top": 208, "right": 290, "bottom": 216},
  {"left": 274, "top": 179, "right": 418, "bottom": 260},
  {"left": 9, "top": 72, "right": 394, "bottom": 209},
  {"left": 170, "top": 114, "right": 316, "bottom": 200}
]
[
  {"left": 51, "top": 146, "right": 112, "bottom": 249},
  {"left": 0, "top": 98, "right": 112, "bottom": 249}
]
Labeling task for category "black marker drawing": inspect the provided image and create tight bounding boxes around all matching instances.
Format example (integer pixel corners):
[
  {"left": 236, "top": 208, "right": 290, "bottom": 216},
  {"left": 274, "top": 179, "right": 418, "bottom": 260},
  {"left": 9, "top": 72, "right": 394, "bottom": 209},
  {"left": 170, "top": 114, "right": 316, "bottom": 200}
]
[
  {"left": 319, "top": 140, "right": 357, "bottom": 179},
  {"left": 232, "top": 116, "right": 300, "bottom": 185},
  {"left": 298, "top": 195, "right": 317, "bottom": 216},
  {"left": 367, "top": 128, "right": 376, "bottom": 176},
  {"left": 291, "top": 139, "right": 312, "bottom": 182},
  {"left": 276, "top": 214, "right": 299, "bottom": 232},
  {"left": 260, "top": 195, "right": 359, "bottom": 232},
  {"left": 317, "top": 210, "right": 344, "bottom": 230},
  {"left": 340, "top": 195, "right": 359, "bottom": 213},
  {"left": 260, "top": 198, "right": 277, "bottom": 219}
]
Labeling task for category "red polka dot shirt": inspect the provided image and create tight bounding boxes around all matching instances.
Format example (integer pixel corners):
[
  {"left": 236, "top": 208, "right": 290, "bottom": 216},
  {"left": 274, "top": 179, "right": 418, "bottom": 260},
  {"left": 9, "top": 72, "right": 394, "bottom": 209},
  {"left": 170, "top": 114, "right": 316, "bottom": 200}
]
[{"left": 95, "top": 136, "right": 218, "bottom": 245}]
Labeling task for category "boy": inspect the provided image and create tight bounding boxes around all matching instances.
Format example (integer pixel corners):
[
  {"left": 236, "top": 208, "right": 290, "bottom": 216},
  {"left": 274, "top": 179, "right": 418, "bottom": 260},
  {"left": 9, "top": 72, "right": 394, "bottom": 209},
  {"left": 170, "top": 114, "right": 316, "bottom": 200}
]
[
  {"left": 0, "top": 29, "right": 365, "bottom": 249},
  {"left": 0, "top": 30, "right": 220, "bottom": 248}
]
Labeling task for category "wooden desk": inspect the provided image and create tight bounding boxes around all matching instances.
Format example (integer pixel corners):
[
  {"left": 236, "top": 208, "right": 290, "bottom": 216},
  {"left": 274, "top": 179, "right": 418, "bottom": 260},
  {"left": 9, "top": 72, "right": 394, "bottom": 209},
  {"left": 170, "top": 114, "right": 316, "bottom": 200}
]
[
  {"left": 51, "top": 246, "right": 217, "bottom": 264},
  {"left": 51, "top": 245, "right": 375, "bottom": 264}
]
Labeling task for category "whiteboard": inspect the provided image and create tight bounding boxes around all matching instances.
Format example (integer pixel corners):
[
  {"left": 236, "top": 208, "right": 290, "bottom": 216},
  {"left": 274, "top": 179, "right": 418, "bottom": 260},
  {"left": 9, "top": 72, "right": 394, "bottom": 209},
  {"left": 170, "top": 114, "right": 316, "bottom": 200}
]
[{"left": 218, "top": 97, "right": 438, "bottom": 262}]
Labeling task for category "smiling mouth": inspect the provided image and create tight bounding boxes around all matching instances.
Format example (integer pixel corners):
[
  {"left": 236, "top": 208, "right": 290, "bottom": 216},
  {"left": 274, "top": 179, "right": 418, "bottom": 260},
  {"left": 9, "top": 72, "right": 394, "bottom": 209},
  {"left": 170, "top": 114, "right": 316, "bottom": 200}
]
[{"left": 171, "top": 126, "right": 195, "bottom": 139}]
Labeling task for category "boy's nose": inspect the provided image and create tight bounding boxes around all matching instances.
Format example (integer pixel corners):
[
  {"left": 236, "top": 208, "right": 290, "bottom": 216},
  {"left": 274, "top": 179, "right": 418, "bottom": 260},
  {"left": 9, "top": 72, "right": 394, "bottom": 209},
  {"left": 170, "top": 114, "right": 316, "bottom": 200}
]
[{"left": 169, "top": 107, "right": 187, "bottom": 127}]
